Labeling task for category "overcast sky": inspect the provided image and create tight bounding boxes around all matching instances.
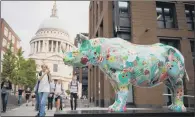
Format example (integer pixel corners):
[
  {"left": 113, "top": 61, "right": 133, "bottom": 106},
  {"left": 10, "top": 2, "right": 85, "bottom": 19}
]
[{"left": 1, "top": 1, "right": 90, "bottom": 58}]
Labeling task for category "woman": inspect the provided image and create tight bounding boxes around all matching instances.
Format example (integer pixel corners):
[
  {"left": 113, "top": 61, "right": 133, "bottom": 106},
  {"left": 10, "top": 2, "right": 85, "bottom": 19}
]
[
  {"left": 1, "top": 77, "right": 12, "bottom": 113},
  {"left": 36, "top": 64, "right": 51, "bottom": 117},
  {"left": 25, "top": 87, "right": 31, "bottom": 106},
  {"left": 54, "top": 80, "right": 64, "bottom": 112}
]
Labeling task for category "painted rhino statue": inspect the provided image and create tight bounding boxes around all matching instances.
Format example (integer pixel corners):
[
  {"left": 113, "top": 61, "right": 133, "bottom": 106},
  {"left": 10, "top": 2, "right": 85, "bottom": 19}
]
[{"left": 61, "top": 34, "right": 189, "bottom": 112}]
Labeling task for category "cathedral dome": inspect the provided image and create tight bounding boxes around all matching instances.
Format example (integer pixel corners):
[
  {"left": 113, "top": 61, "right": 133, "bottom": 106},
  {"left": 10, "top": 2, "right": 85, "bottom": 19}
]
[{"left": 38, "top": 17, "right": 68, "bottom": 34}]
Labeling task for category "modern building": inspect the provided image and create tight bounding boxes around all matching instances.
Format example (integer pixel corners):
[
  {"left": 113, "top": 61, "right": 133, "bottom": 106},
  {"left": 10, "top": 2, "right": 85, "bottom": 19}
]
[
  {"left": 88, "top": 1, "right": 195, "bottom": 108},
  {"left": 73, "top": 33, "right": 89, "bottom": 97},
  {"left": 29, "top": 2, "right": 74, "bottom": 90},
  {"left": 1, "top": 18, "right": 21, "bottom": 72}
]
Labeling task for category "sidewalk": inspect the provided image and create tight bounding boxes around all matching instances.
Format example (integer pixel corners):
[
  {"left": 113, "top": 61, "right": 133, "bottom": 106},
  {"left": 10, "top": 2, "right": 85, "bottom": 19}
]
[
  {"left": 1, "top": 103, "right": 55, "bottom": 116},
  {"left": 1, "top": 102, "right": 104, "bottom": 116}
]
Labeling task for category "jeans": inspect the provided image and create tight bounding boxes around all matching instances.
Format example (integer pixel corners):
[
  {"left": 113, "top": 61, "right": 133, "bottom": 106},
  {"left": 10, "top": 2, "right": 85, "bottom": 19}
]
[
  {"left": 70, "top": 93, "right": 77, "bottom": 110},
  {"left": 1, "top": 92, "right": 9, "bottom": 112},
  {"left": 35, "top": 92, "right": 39, "bottom": 111},
  {"left": 18, "top": 95, "right": 22, "bottom": 105},
  {"left": 38, "top": 92, "right": 49, "bottom": 116}
]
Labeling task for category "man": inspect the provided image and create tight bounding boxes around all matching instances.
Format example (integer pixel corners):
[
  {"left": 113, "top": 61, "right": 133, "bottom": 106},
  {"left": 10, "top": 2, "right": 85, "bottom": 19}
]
[
  {"left": 69, "top": 75, "right": 79, "bottom": 110},
  {"left": 36, "top": 64, "right": 51, "bottom": 117},
  {"left": 17, "top": 86, "right": 24, "bottom": 106},
  {"left": 1, "top": 77, "right": 12, "bottom": 113}
]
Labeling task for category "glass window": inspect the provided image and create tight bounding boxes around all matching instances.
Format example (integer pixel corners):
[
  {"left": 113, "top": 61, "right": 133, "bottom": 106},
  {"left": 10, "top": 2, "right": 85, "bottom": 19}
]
[
  {"left": 118, "top": 1, "right": 129, "bottom": 14},
  {"left": 3, "top": 38, "right": 7, "bottom": 47},
  {"left": 4, "top": 27, "right": 8, "bottom": 37},
  {"left": 8, "top": 32, "right": 12, "bottom": 40},
  {"left": 156, "top": 2, "right": 177, "bottom": 28},
  {"left": 53, "top": 64, "right": 58, "bottom": 72},
  {"left": 12, "top": 35, "right": 15, "bottom": 44},
  {"left": 185, "top": 5, "right": 194, "bottom": 30},
  {"left": 190, "top": 40, "right": 195, "bottom": 65},
  {"left": 17, "top": 41, "right": 20, "bottom": 49}
]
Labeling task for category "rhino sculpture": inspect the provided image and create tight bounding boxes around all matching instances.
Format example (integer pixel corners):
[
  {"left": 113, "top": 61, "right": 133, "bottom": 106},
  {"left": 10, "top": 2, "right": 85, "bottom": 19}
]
[{"left": 61, "top": 34, "right": 189, "bottom": 112}]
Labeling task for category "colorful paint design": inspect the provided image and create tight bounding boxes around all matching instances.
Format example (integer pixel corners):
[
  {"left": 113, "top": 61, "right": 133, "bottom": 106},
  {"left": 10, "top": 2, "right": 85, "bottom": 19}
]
[{"left": 62, "top": 34, "right": 189, "bottom": 112}]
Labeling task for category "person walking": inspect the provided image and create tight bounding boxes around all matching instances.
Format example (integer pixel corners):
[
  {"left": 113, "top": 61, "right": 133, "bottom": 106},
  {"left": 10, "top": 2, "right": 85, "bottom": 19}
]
[
  {"left": 25, "top": 87, "right": 31, "bottom": 106},
  {"left": 54, "top": 80, "right": 64, "bottom": 112},
  {"left": 69, "top": 75, "right": 79, "bottom": 110},
  {"left": 36, "top": 64, "right": 51, "bottom": 117},
  {"left": 47, "top": 80, "right": 55, "bottom": 110},
  {"left": 17, "top": 86, "right": 24, "bottom": 106},
  {"left": 1, "top": 77, "right": 12, "bottom": 113}
]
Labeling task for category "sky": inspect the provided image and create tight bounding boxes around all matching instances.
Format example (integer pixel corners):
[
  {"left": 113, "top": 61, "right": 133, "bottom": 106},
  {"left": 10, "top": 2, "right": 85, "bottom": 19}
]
[{"left": 1, "top": 1, "right": 90, "bottom": 58}]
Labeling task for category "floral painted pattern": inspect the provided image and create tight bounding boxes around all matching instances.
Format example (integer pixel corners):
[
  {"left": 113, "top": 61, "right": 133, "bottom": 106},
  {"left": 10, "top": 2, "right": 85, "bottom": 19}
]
[{"left": 62, "top": 35, "right": 189, "bottom": 112}]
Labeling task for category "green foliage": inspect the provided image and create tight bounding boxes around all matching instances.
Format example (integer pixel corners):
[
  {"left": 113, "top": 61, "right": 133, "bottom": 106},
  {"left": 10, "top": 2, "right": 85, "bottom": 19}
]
[
  {"left": 1, "top": 42, "right": 16, "bottom": 82},
  {"left": 1, "top": 45, "right": 37, "bottom": 90}
]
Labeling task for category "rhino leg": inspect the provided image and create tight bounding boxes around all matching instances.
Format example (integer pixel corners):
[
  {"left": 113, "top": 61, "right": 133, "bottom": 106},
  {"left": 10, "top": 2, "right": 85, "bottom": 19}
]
[
  {"left": 165, "top": 78, "right": 186, "bottom": 112},
  {"left": 108, "top": 84, "right": 129, "bottom": 112}
]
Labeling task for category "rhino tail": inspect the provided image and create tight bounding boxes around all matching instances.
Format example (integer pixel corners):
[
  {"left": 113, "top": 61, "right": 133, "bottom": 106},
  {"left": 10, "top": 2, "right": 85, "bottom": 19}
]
[{"left": 184, "top": 69, "right": 189, "bottom": 82}]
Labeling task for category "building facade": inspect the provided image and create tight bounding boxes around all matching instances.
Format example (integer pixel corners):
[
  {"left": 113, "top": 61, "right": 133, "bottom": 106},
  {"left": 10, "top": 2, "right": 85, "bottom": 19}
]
[
  {"left": 29, "top": 2, "right": 74, "bottom": 90},
  {"left": 1, "top": 18, "right": 21, "bottom": 72},
  {"left": 88, "top": 1, "right": 195, "bottom": 108}
]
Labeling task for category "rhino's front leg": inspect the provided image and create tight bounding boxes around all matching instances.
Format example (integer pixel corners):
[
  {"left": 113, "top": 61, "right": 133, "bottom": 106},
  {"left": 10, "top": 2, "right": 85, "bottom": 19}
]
[
  {"left": 108, "top": 84, "right": 129, "bottom": 112},
  {"left": 107, "top": 71, "right": 129, "bottom": 112}
]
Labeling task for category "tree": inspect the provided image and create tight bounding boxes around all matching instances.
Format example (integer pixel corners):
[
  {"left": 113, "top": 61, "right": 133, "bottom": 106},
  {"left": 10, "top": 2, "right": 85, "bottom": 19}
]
[
  {"left": 1, "top": 42, "right": 16, "bottom": 82},
  {"left": 23, "top": 59, "right": 36, "bottom": 89}
]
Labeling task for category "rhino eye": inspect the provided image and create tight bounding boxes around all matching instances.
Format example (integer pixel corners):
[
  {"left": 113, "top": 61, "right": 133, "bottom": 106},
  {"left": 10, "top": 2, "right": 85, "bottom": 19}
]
[{"left": 94, "top": 52, "right": 96, "bottom": 55}]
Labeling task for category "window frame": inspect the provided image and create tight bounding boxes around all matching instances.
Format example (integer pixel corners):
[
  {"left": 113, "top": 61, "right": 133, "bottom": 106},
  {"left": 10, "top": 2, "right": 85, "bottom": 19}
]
[
  {"left": 156, "top": 2, "right": 177, "bottom": 29},
  {"left": 185, "top": 4, "right": 194, "bottom": 30},
  {"left": 3, "top": 38, "right": 7, "bottom": 47},
  {"left": 4, "top": 27, "right": 8, "bottom": 37},
  {"left": 53, "top": 64, "right": 58, "bottom": 72}
]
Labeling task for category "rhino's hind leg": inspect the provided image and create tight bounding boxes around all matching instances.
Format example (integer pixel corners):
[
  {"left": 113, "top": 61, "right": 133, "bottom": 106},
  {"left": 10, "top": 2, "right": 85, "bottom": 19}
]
[
  {"left": 164, "top": 79, "right": 175, "bottom": 110},
  {"left": 108, "top": 85, "right": 129, "bottom": 112},
  {"left": 166, "top": 78, "right": 186, "bottom": 112}
]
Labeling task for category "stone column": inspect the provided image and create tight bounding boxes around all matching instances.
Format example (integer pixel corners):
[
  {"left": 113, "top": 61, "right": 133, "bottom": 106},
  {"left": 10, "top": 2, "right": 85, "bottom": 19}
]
[
  {"left": 56, "top": 41, "right": 59, "bottom": 53},
  {"left": 38, "top": 41, "right": 40, "bottom": 52},
  {"left": 51, "top": 40, "right": 53, "bottom": 52},
  {"left": 59, "top": 42, "right": 61, "bottom": 53},
  {"left": 35, "top": 41, "right": 37, "bottom": 53},
  {"left": 47, "top": 40, "right": 49, "bottom": 52}
]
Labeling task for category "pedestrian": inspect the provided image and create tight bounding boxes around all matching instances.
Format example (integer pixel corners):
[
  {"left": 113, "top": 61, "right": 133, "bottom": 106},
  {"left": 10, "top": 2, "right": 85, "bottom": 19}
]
[
  {"left": 47, "top": 80, "right": 55, "bottom": 110},
  {"left": 25, "top": 87, "right": 31, "bottom": 106},
  {"left": 36, "top": 64, "right": 51, "bottom": 117},
  {"left": 34, "top": 79, "right": 40, "bottom": 111},
  {"left": 69, "top": 75, "right": 79, "bottom": 110},
  {"left": 18, "top": 86, "right": 24, "bottom": 106},
  {"left": 1, "top": 77, "right": 12, "bottom": 113},
  {"left": 54, "top": 80, "right": 64, "bottom": 112},
  {"left": 31, "top": 92, "right": 36, "bottom": 106}
]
